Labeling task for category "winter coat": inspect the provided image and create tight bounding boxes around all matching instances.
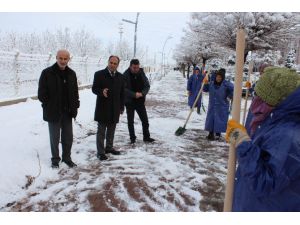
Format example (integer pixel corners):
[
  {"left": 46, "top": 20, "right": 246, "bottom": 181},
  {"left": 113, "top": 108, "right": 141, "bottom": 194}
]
[
  {"left": 233, "top": 87, "right": 300, "bottom": 212},
  {"left": 187, "top": 73, "right": 205, "bottom": 108},
  {"left": 92, "top": 68, "right": 124, "bottom": 124},
  {"left": 203, "top": 80, "right": 234, "bottom": 133},
  {"left": 38, "top": 63, "right": 80, "bottom": 122},
  {"left": 209, "top": 71, "right": 217, "bottom": 82},
  {"left": 245, "top": 109, "right": 253, "bottom": 135},
  {"left": 123, "top": 68, "right": 150, "bottom": 106}
]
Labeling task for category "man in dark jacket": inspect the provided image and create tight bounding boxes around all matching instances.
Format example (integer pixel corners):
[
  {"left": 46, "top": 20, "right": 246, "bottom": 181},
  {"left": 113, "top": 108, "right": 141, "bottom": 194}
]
[
  {"left": 92, "top": 56, "right": 124, "bottom": 161},
  {"left": 38, "top": 49, "right": 80, "bottom": 168},
  {"left": 123, "top": 59, "right": 155, "bottom": 144}
]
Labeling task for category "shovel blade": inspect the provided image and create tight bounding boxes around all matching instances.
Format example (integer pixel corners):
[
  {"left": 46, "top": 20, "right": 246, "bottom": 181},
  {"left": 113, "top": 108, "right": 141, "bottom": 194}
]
[{"left": 175, "top": 126, "right": 186, "bottom": 136}]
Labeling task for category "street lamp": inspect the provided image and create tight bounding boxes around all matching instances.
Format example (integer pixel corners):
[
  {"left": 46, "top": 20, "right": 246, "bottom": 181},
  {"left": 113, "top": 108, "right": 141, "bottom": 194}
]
[
  {"left": 122, "top": 12, "right": 140, "bottom": 58},
  {"left": 161, "top": 35, "right": 173, "bottom": 76},
  {"left": 166, "top": 48, "right": 173, "bottom": 66}
]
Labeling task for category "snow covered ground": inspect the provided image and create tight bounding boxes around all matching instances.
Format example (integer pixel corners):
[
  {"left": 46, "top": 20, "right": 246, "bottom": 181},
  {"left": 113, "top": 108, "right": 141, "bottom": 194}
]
[{"left": 0, "top": 71, "right": 251, "bottom": 212}]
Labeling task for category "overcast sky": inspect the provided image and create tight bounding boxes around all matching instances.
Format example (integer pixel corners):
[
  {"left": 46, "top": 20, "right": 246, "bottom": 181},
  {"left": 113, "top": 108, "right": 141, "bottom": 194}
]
[
  {"left": 0, "top": 12, "right": 190, "bottom": 63},
  {"left": 0, "top": 0, "right": 298, "bottom": 65}
]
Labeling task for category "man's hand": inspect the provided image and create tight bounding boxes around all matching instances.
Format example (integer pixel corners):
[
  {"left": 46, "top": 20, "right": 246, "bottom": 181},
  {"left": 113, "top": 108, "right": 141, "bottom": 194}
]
[
  {"left": 103, "top": 88, "right": 109, "bottom": 98},
  {"left": 135, "top": 92, "right": 143, "bottom": 98}
]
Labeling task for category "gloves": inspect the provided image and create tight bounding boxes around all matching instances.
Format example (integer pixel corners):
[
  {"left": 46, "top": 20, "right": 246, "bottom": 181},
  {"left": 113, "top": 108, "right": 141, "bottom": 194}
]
[
  {"left": 245, "top": 81, "right": 251, "bottom": 89},
  {"left": 226, "top": 119, "right": 250, "bottom": 148}
]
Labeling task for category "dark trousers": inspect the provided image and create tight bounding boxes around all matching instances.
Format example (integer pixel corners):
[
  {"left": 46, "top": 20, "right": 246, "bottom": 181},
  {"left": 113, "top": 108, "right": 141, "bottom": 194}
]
[
  {"left": 126, "top": 103, "right": 150, "bottom": 141},
  {"left": 96, "top": 122, "right": 116, "bottom": 155},
  {"left": 48, "top": 112, "right": 73, "bottom": 164},
  {"left": 208, "top": 131, "right": 221, "bottom": 137}
]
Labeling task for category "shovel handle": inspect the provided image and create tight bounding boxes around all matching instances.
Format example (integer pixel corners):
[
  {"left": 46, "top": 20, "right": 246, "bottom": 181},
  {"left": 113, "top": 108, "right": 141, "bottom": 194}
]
[{"left": 183, "top": 71, "right": 209, "bottom": 128}]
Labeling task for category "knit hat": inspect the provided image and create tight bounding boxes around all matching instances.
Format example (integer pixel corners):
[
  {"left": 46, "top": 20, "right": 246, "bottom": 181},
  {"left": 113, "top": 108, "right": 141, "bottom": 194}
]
[
  {"left": 254, "top": 67, "right": 300, "bottom": 106},
  {"left": 193, "top": 66, "right": 200, "bottom": 71},
  {"left": 216, "top": 68, "right": 226, "bottom": 80}
]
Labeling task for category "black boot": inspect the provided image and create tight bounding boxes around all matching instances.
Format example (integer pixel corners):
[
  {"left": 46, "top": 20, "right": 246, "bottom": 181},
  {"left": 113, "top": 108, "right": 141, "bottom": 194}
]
[
  {"left": 51, "top": 162, "right": 59, "bottom": 169},
  {"left": 206, "top": 132, "right": 215, "bottom": 141},
  {"left": 97, "top": 154, "right": 108, "bottom": 161},
  {"left": 143, "top": 137, "right": 155, "bottom": 143},
  {"left": 62, "top": 159, "right": 77, "bottom": 168},
  {"left": 130, "top": 138, "right": 136, "bottom": 144},
  {"left": 105, "top": 147, "right": 121, "bottom": 155}
]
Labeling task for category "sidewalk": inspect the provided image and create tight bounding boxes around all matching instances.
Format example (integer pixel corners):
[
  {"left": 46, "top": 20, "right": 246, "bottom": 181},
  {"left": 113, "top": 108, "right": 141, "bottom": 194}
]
[{"left": 0, "top": 71, "right": 229, "bottom": 212}]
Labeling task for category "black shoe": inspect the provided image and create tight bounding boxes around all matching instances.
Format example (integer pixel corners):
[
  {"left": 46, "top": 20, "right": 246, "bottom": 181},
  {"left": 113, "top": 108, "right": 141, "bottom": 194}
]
[
  {"left": 51, "top": 162, "right": 59, "bottom": 169},
  {"left": 105, "top": 148, "right": 121, "bottom": 155},
  {"left": 206, "top": 133, "right": 215, "bottom": 141},
  {"left": 143, "top": 137, "right": 155, "bottom": 143},
  {"left": 62, "top": 160, "right": 77, "bottom": 168},
  {"left": 97, "top": 154, "right": 108, "bottom": 161}
]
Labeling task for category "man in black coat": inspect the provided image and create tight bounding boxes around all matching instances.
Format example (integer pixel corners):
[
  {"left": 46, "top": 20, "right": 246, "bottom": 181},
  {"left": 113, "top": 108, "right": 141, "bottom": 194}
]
[
  {"left": 92, "top": 55, "right": 125, "bottom": 160},
  {"left": 38, "top": 50, "right": 80, "bottom": 168},
  {"left": 123, "top": 59, "right": 155, "bottom": 144}
]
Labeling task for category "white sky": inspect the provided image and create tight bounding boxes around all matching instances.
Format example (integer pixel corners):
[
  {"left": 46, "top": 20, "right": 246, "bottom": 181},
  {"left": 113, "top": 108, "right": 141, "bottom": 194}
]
[{"left": 1, "top": 0, "right": 299, "bottom": 65}]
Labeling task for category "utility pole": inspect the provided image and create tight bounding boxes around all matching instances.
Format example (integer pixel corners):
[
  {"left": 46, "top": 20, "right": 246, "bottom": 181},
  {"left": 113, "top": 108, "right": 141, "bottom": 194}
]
[
  {"left": 122, "top": 12, "right": 140, "bottom": 58},
  {"left": 119, "top": 22, "right": 123, "bottom": 43},
  {"left": 118, "top": 22, "right": 124, "bottom": 58},
  {"left": 145, "top": 46, "right": 148, "bottom": 65}
]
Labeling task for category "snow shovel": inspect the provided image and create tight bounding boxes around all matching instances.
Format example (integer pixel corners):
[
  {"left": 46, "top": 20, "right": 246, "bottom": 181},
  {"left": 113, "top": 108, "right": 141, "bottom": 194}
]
[{"left": 175, "top": 72, "right": 209, "bottom": 136}]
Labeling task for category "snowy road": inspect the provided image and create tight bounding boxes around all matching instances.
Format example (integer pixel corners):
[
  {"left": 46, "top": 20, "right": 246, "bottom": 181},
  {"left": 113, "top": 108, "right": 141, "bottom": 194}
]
[{"left": 0, "top": 71, "right": 229, "bottom": 211}]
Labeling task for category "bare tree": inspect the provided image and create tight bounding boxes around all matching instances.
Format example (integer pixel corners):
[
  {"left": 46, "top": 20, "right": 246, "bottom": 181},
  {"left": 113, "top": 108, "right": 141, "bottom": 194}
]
[
  {"left": 41, "top": 30, "right": 58, "bottom": 54},
  {"left": 19, "top": 32, "right": 41, "bottom": 53},
  {"left": 72, "top": 28, "right": 102, "bottom": 57},
  {"left": 173, "top": 25, "right": 230, "bottom": 78},
  {"left": 115, "top": 40, "right": 133, "bottom": 61},
  {"left": 55, "top": 27, "right": 72, "bottom": 50},
  {"left": 0, "top": 27, "right": 104, "bottom": 57},
  {"left": 4, "top": 31, "right": 19, "bottom": 51},
  {"left": 190, "top": 12, "right": 300, "bottom": 59}
]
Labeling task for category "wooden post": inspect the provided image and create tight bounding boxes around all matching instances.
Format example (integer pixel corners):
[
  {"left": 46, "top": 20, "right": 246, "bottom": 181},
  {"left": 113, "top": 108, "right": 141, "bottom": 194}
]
[
  {"left": 47, "top": 52, "right": 52, "bottom": 67},
  {"left": 14, "top": 50, "right": 20, "bottom": 96},
  {"left": 223, "top": 28, "right": 246, "bottom": 212},
  {"left": 242, "top": 60, "right": 254, "bottom": 125}
]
